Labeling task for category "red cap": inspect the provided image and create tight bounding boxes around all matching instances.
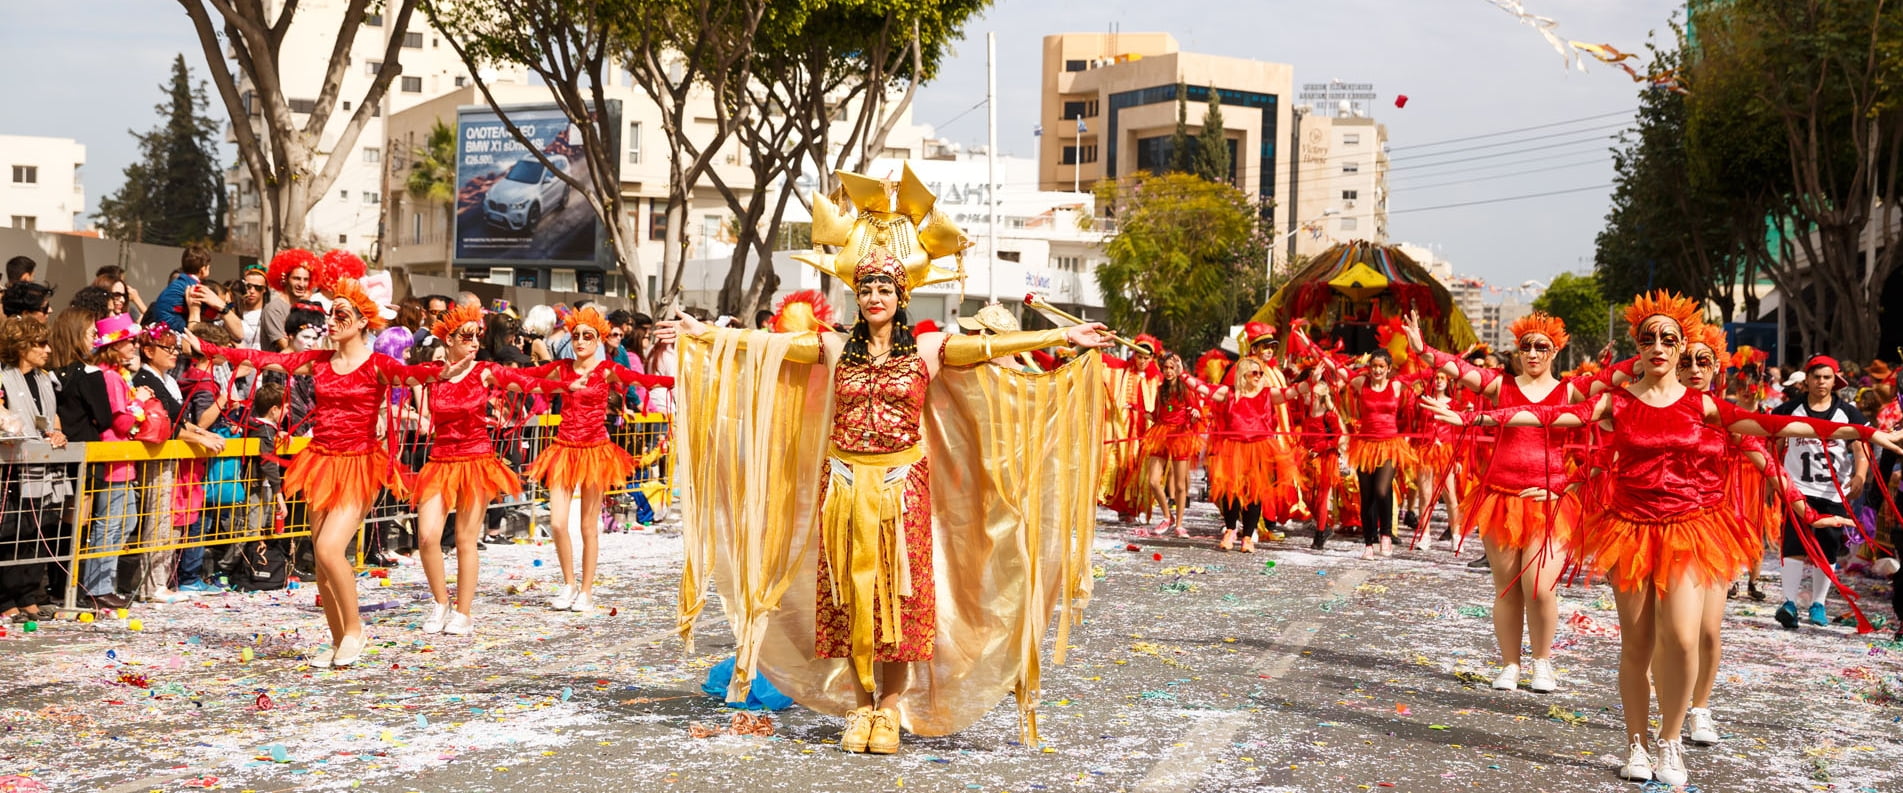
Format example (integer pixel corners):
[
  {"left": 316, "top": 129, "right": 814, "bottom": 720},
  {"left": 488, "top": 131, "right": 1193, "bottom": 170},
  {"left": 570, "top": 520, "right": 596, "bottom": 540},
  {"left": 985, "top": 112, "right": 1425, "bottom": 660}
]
[{"left": 1803, "top": 355, "right": 1840, "bottom": 374}]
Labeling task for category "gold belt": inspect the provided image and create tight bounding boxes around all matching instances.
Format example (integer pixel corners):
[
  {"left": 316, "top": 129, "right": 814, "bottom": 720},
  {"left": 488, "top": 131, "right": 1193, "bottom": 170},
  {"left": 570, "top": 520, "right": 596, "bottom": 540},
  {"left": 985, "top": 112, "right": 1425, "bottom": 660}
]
[{"left": 822, "top": 443, "right": 924, "bottom": 693}]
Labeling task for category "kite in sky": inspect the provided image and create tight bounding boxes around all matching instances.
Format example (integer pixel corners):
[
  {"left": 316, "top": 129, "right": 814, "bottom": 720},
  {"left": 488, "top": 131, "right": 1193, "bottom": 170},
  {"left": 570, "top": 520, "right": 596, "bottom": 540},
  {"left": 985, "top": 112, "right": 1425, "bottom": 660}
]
[{"left": 1486, "top": 0, "right": 1690, "bottom": 94}]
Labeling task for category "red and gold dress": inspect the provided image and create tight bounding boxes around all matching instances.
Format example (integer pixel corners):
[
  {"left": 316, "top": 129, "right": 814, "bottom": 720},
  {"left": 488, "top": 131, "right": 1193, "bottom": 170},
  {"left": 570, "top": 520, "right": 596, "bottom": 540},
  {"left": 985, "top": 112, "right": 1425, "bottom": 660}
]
[
  {"left": 1346, "top": 378, "right": 1419, "bottom": 473},
  {"left": 1141, "top": 385, "right": 1205, "bottom": 461},
  {"left": 411, "top": 361, "right": 522, "bottom": 507},
  {"left": 518, "top": 360, "right": 673, "bottom": 492},
  {"left": 1297, "top": 407, "right": 1345, "bottom": 527},
  {"left": 1207, "top": 388, "right": 1302, "bottom": 521},
  {"left": 813, "top": 355, "right": 935, "bottom": 666},
  {"left": 205, "top": 344, "right": 442, "bottom": 510}
]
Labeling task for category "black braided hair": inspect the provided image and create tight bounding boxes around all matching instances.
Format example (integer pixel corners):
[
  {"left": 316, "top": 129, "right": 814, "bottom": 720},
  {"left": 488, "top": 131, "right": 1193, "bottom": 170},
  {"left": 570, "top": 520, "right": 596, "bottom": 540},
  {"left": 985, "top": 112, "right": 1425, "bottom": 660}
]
[{"left": 839, "top": 275, "right": 917, "bottom": 366}]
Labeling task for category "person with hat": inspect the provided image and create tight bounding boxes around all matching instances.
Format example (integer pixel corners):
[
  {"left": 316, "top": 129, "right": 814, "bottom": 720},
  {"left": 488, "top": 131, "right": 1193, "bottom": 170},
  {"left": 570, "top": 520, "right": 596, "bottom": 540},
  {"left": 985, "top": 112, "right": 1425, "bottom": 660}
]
[
  {"left": 1768, "top": 354, "right": 1871, "bottom": 631},
  {"left": 658, "top": 164, "right": 1113, "bottom": 755},
  {"left": 70, "top": 313, "right": 156, "bottom": 612},
  {"left": 186, "top": 253, "right": 473, "bottom": 668}
]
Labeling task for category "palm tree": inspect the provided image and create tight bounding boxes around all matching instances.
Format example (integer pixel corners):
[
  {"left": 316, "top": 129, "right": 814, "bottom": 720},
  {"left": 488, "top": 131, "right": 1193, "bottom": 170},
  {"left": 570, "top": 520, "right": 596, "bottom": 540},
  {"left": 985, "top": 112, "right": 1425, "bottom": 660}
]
[{"left": 407, "top": 120, "right": 459, "bottom": 269}]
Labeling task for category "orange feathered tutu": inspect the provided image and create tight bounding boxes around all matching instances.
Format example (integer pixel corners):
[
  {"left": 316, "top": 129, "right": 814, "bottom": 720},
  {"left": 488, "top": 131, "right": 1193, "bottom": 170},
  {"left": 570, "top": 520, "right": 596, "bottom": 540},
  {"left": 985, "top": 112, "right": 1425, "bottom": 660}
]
[
  {"left": 284, "top": 446, "right": 405, "bottom": 511},
  {"left": 1583, "top": 505, "right": 1757, "bottom": 594},
  {"left": 1417, "top": 442, "right": 1457, "bottom": 476},
  {"left": 411, "top": 453, "right": 523, "bottom": 507},
  {"left": 526, "top": 437, "right": 639, "bottom": 491},
  {"left": 1141, "top": 422, "right": 1205, "bottom": 461},
  {"left": 1463, "top": 484, "right": 1581, "bottom": 551},
  {"left": 1347, "top": 436, "right": 1416, "bottom": 473},
  {"left": 1208, "top": 438, "right": 1302, "bottom": 519}
]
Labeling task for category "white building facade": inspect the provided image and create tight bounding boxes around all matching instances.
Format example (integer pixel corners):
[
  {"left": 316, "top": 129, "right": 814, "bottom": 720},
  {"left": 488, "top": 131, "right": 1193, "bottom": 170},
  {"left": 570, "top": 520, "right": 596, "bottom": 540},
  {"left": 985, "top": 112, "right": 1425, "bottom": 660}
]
[
  {"left": 1291, "top": 113, "right": 1388, "bottom": 261},
  {"left": 225, "top": 4, "right": 527, "bottom": 257},
  {"left": 0, "top": 135, "right": 87, "bottom": 233}
]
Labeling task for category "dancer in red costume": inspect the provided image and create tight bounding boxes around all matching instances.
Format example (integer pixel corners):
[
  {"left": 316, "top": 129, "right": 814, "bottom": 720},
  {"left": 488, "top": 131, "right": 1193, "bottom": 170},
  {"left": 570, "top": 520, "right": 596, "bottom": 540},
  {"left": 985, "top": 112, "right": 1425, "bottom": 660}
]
[
  {"left": 515, "top": 307, "right": 673, "bottom": 615},
  {"left": 1139, "top": 352, "right": 1204, "bottom": 537},
  {"left": 1103, "top": 337, "right": 1161, "bottom": 523},
  {"left": 188, "top": 256, "right": 468, "bottom": 668},
  {"left": 1192, "top": 355, "right": 1306, "bottom": 552},
  {"left": 410, "top": 304, "right": 524, "bottom": 636},
  {"left": 1405, "top": 311, "right": 1585, "bottom": 693},
  {"left": 1326, "top": 348, "right": 1422, "bottom": 559},
  {"left": 1410, "top": 370, "right": 1463, "bottom": 548},
  {"left": 1296, "top": 382, "right": 1347, "bottom": 550},
  {"left": 1677, "top": 324, "right": 1856, "bottom": 747},
  {"left": 1420, "top": 292, "right": 1903, "bottom": 788}
]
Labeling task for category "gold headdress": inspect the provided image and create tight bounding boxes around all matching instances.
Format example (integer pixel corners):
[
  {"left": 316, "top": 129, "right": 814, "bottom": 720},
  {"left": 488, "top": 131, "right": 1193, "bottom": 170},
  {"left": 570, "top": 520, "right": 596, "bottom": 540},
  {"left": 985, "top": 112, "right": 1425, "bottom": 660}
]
[{"left": 792, "top": 163, "right": 973, "bottom": 305}]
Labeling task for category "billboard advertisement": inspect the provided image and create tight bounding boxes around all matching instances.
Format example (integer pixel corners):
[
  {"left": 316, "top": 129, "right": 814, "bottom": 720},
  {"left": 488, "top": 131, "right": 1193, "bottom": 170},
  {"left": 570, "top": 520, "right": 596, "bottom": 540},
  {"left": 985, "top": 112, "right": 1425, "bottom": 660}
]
[{"left": 452, "top": 103, "right": 615, "bottom": 266}]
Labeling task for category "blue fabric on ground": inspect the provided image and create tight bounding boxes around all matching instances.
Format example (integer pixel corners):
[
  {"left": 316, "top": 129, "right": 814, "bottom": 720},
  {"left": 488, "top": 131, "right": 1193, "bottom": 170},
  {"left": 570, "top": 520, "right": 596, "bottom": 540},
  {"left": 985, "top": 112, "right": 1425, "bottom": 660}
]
[{"left": 701, "top": 656, "right": 793, "bottom": 710}]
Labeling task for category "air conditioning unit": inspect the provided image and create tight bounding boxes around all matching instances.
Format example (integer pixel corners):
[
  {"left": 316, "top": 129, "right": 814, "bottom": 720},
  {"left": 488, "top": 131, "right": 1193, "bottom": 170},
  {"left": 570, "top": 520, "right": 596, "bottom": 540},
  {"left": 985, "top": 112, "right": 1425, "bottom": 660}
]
[{"left": 1344, "top": 200, "right": 1356, "bottom": 209}]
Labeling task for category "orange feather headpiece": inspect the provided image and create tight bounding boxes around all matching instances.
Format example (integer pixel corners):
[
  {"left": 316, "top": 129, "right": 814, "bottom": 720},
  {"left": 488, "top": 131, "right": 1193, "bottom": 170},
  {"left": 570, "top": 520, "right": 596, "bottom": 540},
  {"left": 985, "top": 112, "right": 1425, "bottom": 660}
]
[
  {"left": 563, "top": 305, "right": 613, "bottom": 338},
  {"left": 430, "top": 304, "right": 485, "bottom": 343},
  {"left": 325, "top": 278, "right": 387, "bottom": 332},
  {"left": 1623, "top": 290, "right": 1703, "bottom": 342},
  {"left": 770, "top": 289, "right": 836, "bottom": 333},
  {"left": 1689, "top": 323, "right": 1728, "bottom": 361},
  {"left": 1509, "top": 312, "right": 1570, "bottom": 350}
]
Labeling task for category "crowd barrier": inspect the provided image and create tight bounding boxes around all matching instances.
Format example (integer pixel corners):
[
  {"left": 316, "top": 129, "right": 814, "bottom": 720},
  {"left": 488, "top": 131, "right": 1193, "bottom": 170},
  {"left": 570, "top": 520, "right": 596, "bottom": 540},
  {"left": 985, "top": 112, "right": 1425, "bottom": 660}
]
[{"left": 0, "top": 413, "right": 674, "bottom": 615}]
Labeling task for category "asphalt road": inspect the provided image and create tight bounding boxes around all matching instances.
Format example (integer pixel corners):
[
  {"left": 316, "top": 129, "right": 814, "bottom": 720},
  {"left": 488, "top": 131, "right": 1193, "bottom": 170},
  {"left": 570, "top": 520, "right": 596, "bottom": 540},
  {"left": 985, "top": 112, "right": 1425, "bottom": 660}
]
[{"left": 1, "top": 500, "right": 1898, "bottom": 793}]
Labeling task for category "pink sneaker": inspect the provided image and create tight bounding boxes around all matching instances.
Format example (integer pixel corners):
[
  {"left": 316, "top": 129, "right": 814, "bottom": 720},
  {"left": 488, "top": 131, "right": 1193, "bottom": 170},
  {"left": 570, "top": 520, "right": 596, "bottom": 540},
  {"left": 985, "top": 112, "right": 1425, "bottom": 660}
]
[
  {"left": 1153, "top": 519, "right": 1173, "bottom": 536},
  {"left": 1173, "top": 523, "right": 1189, "bottom": 538}
]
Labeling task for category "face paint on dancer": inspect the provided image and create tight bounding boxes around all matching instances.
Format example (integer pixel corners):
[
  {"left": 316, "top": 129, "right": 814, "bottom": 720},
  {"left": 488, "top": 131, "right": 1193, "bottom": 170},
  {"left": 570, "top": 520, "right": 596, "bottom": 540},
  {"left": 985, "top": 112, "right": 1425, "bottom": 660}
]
[
  {"left": 572, "top": 326, "right": 600, "bottom": 360},
  {"left": 1636, "top": 316, "right": 1684, "bottom": 380},
  {"left": 448, "top": 321, "right": 481, "bottom": 360},
  {"left": 328, "top": 302, "right": 367, "bottom": 344},
  {"left": 1516, "top": 333, "right": 1557, "bottom": 378},
  {"left": 1678, "top": 342, "right": 1718, "bottom": 391}
]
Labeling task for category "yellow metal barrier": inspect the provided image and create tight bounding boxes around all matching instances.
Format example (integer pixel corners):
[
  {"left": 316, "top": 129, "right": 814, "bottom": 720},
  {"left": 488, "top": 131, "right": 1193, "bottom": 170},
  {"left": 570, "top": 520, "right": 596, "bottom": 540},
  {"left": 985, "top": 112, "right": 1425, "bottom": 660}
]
[{"left": 57, "top": 411, "right": 674, "bottom": 611}]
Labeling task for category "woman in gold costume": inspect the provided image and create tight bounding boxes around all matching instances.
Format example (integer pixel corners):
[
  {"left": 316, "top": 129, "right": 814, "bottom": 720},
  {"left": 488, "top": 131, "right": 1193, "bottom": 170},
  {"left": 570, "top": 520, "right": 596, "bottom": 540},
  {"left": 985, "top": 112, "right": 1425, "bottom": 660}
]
[{"left": 659, "top": 165, "right": 1112, "bottom": 754}]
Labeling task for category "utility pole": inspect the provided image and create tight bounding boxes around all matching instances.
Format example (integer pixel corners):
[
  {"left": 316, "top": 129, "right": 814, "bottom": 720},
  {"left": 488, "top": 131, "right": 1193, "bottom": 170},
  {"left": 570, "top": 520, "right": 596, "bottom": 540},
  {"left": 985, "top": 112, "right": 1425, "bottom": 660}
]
[{"left": 988, "top": 32, "right": 1000, "bottom": 304}]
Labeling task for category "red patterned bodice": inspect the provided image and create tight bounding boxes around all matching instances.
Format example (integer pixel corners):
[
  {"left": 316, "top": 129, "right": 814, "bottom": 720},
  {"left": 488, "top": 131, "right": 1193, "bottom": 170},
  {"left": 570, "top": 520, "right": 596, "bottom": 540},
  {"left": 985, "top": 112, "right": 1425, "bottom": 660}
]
[{"left": 830, "top": 355, "right": 929, "bottom": 454}]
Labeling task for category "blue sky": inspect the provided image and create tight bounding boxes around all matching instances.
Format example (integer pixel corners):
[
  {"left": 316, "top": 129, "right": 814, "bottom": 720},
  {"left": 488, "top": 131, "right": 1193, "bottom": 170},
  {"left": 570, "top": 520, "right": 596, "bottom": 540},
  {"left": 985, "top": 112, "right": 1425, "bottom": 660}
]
[{"left": 1, "top": 1, "right": 1671, "bottom": 287}]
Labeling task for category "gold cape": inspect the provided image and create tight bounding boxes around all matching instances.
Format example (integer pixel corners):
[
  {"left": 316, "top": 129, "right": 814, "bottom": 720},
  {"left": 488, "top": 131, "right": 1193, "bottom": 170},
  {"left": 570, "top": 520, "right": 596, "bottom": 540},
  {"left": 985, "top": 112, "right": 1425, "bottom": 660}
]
[{"left": 674, "top": 329, "right": 1105, "bottom": 741}]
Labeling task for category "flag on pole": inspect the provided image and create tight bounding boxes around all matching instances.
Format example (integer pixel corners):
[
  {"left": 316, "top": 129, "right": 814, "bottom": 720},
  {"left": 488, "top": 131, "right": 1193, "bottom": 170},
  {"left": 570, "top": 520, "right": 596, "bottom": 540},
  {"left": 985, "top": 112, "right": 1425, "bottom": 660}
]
[
  {"left": 1076, "top": 117, "right": 1088, "bottom": 134},
  {"left": 1033, "top": 124, "right": 1043, "bottom": 137}
]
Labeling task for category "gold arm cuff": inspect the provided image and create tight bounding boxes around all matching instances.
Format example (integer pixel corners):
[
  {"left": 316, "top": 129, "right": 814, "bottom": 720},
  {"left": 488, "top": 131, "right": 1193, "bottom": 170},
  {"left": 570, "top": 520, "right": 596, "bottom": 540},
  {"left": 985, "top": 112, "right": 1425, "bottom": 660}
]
[{"left": 943, "top": 327, "right": 1068, "bottom": 366}]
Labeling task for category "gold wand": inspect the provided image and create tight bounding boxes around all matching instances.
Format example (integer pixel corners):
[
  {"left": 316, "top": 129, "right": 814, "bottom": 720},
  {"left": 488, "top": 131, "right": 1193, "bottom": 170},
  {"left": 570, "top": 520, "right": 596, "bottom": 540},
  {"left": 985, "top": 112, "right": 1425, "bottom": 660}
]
[{"left": 1022, "top": 292, "right": 1146, "bottom": 352}]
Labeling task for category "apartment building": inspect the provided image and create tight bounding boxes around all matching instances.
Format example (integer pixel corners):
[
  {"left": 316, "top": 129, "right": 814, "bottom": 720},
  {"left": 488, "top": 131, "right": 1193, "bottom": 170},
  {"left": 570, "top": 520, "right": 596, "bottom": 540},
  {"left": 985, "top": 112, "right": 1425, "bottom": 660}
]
[{"left": 0, "top": 135, "right": 86, "bottom": 233}]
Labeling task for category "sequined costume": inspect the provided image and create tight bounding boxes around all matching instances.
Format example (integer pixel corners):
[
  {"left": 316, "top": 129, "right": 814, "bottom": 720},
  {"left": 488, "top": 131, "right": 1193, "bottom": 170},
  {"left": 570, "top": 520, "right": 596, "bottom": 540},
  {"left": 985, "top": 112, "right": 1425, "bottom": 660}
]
[
  {"left": 203, "top": 344, "right": 441, "bottom": 509},
  {"left": 813, "top": 355, "right": 935, "bottom": 663},
  {"left": 410, "top": 361, "right": 522, "bottom": 507},
  {"left": 516, "top": 360, "right": 673, "bottom": 492}
]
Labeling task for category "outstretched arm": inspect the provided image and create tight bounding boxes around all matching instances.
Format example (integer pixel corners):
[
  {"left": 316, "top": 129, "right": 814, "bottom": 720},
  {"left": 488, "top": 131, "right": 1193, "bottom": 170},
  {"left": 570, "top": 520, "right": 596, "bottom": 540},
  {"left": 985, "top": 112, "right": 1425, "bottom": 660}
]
[
  {"left": 1402, "top": 310, "right": 1497, "bottom": 395},
  {"left": 603, "top": 360, "right": 676, "bottom": 390},
  {"left": 941, "top": 323, "right": 1111, "bottom": 367},
  {"left": 655, "top": 309, "right": 824, "bottom": 365},
  {"left": 1709, "top": 396, "right": 1898, "bottom": 452},
  {"left": 193, "top": 339, "right": 326, "bottom": 376},
  {"left": 1420, "top": 393, "right": 1602, "bottom": 429}
]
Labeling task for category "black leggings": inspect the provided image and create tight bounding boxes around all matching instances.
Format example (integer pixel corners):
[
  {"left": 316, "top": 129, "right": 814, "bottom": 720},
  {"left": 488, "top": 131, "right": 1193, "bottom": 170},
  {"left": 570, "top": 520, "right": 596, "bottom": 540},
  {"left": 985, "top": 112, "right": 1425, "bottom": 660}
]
[
  {"left": 1218, "top": 497, "right": 1262, "bottom": 535},
  {"left": 1357, "top": 464, "right": 1396, "bottom": 546}
]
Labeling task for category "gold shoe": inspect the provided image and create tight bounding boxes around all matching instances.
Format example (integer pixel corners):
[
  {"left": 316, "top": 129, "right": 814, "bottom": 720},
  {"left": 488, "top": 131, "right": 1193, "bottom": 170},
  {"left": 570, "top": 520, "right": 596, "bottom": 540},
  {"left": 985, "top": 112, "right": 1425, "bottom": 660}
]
[
  {"left": 840, "top": 706, "right": 873, "bottom": 753},
  {"left": 868, "top": 707, "right": 901, "bottom": 754},
  {"left": 1219, "top": 530, "right": 1236, "bottom": 551},
  {"left": 1240, "top": 534, "right": 1256, "bottom": 553}
]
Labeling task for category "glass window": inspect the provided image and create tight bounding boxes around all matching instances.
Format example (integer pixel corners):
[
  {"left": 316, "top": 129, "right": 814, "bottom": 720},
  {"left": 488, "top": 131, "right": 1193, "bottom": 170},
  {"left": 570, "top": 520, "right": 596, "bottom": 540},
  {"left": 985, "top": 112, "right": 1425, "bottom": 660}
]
[
  {"left": 403, "top": 32, "right": 423, "bottom": 48},
  {"left": 1064, "top": 59, "right": 1088, "bottom": 72},
  {"left": 366, "top": 61, "right": 381, "bottom": 77},
  {"left": 401, "top": 76, "right": 422, "bottom": 93},
  {"left": 10, "top": 165, "right": 35, "bottom": 184},
  {"left": 1343, "top": 133, "right": 1360, "bottom": 145},
  {"left": 1342, "top": 163, "right": 1359, "bottom": 174},
  {"left": 1341, "top": 190, "right": 1358, "bottom": 200},
  {"left": 628, "top": 122, "right": 642, "bottom": 164},
  {"left": 363, "top": 148, "right": 381, "bottom": 164}
]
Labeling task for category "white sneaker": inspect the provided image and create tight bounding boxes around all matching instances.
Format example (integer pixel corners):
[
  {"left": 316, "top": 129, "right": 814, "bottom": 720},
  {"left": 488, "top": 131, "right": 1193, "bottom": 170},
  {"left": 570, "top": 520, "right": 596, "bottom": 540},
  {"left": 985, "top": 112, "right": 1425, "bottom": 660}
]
[
  {"left": 1687, "top": 708, "right": 1720, "bottom": 746},
  {"left": 443, "top": 611, "right": 474, "bottom": 636},
  {"left": 1490, "top": 663, "right": 1520, "bottom": 691},
  {"left": 331, "top": 634, "right": 366, "bottom": 668},
  {"left": 549, "top": 584, "right": 576, "bottom": 610},
  {"left": 421, "top": 602, "right": 449, "bottom": 634},
  {"left": 1653, "top": 738, "right": 1688, "bottom": 786},
  {"left": 309, "top": 647, "right": 335, "bottom": 669},
  {"left": 1618, "top": 736, "right": 1653, "bottom": 781},
  {"left": 568, "top": 591, "right": 594, "bottom": 615},
  {"left": 1528, "top": 658, "right": 1558, "bottom": 693}
]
